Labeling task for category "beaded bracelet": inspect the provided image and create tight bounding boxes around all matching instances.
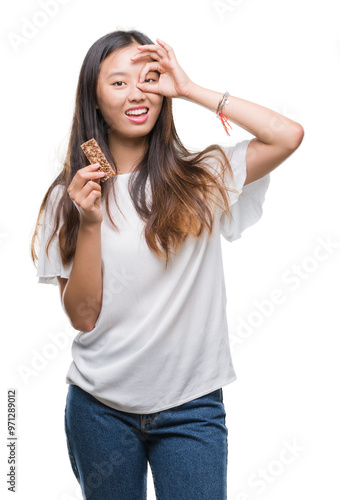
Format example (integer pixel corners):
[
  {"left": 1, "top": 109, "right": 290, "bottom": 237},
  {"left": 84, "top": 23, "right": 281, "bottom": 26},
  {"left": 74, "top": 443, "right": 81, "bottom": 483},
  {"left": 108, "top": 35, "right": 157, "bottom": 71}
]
[{"left": 216, "top": 91, "right": 232, "bottom": 136}]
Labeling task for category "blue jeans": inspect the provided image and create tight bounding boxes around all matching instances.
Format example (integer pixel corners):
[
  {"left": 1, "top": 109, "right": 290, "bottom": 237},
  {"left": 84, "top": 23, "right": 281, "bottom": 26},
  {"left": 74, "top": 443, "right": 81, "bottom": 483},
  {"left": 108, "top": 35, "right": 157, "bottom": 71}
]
[{"left": 64, "top": 384, "right": 228, "bottom": 499}]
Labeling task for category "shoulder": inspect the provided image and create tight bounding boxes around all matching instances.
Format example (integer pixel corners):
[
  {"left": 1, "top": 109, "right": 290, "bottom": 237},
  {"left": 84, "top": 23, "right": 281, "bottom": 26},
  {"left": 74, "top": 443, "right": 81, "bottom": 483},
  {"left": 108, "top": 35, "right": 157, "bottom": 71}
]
[
  {"left": 44, "top": 183, "right": 67, "bottom": 225},
  {"left": 207, "top": 139, "right": 253, "bottom": 177},
  {"left": 181, "top": 140, "right": 251, "bottom": 180},
  {"left": 183, "top": 144, "right": 227, "bottom": 171},
  {"left": 191, "top": 143, "right": 234, "bottom": 178},
  {"left": 46, "top": 183, "right": 67, "bottom": 210},
  {"left": 49, "top": 183, "right": 66, "bottom": 202}
]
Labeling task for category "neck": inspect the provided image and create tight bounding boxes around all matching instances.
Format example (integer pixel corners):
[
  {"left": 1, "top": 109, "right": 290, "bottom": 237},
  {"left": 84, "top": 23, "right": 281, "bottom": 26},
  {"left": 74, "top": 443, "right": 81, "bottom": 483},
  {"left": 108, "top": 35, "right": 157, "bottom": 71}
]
[{"left": 108, "top": 133, "right": 148, "bottom": 174}]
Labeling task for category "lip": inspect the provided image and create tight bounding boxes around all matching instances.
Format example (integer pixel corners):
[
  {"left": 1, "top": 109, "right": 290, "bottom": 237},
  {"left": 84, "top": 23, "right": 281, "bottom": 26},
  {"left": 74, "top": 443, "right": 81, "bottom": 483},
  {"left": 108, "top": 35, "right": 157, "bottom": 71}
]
[{"left": 125, "top": 107, "right": 149, "bottom": 123}]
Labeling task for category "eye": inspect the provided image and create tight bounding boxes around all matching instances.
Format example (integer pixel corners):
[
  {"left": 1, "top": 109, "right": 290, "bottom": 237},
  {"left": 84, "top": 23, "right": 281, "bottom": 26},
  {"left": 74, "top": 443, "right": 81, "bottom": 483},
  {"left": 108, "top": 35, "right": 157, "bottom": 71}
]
[
  {"left": 112, "top": 81, "right": 125, "bottom": 87},
  {"left": 144, "top": 72, "right": 159, "bottom": 83}
]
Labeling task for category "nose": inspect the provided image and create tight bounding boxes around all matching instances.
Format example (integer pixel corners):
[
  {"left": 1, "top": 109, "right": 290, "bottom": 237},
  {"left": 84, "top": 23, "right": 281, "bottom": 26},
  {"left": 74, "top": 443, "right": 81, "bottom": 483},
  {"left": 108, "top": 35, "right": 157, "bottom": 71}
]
[{"left": 128, "top": 81, "right": 146, "bottom": 101}]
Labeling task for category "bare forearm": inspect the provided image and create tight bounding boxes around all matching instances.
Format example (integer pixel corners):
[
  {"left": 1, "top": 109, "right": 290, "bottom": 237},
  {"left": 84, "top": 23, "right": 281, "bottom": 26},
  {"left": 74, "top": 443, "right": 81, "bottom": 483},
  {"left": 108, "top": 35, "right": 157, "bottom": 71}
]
[
  {"left": 62, "top": 221, "right": 102, "bottom": 332},
  {"left": 182, "top": 83, "right": 303, "bottom": 148}
]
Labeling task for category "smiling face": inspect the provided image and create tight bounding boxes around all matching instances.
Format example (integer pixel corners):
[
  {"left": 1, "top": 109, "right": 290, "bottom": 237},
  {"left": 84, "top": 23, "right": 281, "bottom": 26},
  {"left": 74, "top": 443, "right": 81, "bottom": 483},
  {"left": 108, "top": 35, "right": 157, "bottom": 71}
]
[{"left": 96, "top": 43, "right": 163, "bottom": 142}]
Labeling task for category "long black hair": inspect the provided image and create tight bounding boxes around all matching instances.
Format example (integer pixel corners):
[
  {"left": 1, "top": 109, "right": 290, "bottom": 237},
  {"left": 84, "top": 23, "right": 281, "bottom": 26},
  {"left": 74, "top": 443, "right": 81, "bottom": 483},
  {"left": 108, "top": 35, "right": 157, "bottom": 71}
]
[{"left": 31, "top": 29, "right": 236, "bottom": 269}]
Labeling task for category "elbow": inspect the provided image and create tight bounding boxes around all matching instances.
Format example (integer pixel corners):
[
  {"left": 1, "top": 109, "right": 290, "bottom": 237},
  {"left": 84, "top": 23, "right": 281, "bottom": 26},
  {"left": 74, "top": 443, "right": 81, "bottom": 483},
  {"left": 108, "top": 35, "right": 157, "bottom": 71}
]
[
  {"left": 63, "top": 303, "right": 97, "bottom": 333},
  {"left": 77, "top": 322, "right": 95, "bottom": 333},
  {"left": 62, "top": 291, "right": 100, "bottom": 333},
  {"left": 74, "top": 304, "right": 101, "bottom": 332},
  {"left": 287, "top": 123, "right": 305, "bottom": 150},
  {"left": 70, "top": 318, "right": 96, "bottom": 333}
]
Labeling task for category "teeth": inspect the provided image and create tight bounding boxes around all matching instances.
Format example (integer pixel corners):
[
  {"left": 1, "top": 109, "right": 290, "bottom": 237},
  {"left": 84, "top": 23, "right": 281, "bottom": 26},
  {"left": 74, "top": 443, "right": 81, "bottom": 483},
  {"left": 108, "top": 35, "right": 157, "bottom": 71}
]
[{"left": 126, "top": 108, "right": 148, "bottom": 116}]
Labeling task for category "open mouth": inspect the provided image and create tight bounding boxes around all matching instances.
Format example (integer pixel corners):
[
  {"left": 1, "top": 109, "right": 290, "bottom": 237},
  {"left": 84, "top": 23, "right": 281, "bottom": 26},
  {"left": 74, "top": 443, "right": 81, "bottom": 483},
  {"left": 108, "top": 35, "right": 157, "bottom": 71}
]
[
  {"left": 125, "top": 108, "right": 149, "bottom": 123},
  {"left": 125, "top": 107, "right": 149, "bottom": 116}
]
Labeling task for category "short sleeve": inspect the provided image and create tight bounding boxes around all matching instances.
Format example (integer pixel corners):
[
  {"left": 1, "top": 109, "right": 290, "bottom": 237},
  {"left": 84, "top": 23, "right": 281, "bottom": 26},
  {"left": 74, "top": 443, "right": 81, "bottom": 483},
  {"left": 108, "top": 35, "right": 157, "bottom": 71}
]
[
  {"left": 219, "top": 138, "right": 270, "bottom": 242},
  {"left": 36, "top": 185, "right": 74, "bottom": 286}
]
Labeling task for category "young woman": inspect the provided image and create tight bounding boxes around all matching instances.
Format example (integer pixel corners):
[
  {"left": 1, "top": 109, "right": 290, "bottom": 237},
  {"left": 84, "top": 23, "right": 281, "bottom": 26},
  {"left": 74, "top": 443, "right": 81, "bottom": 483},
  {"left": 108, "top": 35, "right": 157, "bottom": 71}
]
[{"left": 31, "top": 29, "right": 304, "bottom": 500}]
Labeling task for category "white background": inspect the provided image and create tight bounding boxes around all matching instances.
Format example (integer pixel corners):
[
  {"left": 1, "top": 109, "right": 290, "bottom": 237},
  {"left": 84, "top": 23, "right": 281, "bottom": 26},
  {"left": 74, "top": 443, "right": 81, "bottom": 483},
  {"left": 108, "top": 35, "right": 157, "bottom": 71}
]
[{"left": 1, "top": 0, "right": 339, "bottom": 498}]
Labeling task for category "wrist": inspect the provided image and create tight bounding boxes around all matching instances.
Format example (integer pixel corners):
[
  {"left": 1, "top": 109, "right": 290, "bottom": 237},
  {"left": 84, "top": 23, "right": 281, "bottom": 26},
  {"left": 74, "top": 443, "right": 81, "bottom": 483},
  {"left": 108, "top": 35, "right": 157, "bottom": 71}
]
[
  {"left": 180, "top": 83, "right": 225, "bottom": 115},
  {"left": 179, "top": 81, "right": 200, "bottom": 100},
  {"left": 79, "top": 219, "right": 102, "bottom": 232}
]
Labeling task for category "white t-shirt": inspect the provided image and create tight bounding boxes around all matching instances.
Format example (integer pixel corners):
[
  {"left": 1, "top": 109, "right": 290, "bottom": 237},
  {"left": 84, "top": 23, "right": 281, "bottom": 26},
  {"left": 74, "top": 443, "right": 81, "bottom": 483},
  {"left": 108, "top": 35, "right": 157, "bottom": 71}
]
[{"left": 36, "top": 138, "right": 270, "bottom": 414}]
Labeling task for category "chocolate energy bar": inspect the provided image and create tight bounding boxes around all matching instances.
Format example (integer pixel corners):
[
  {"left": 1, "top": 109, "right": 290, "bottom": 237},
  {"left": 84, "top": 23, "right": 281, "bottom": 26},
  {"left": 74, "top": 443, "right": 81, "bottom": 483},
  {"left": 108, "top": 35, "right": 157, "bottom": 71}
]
[{"left": 80, "top": 138, "right": 116, "bottom": 182}]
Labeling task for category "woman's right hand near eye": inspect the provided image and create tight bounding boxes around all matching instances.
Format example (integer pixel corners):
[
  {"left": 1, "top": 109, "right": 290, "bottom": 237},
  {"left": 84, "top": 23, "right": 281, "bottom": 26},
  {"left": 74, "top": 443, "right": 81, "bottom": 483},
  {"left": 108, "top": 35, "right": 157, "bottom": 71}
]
[{"left": 67, "top": 163, "right": 106, "bottom": 225}]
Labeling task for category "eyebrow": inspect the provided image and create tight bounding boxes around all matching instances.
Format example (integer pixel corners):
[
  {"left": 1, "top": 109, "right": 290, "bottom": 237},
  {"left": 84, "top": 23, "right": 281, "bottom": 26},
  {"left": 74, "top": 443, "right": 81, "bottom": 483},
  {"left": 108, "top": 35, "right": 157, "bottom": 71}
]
[{"left": 107, "top": 71, "right": 129, "bottom": 78}]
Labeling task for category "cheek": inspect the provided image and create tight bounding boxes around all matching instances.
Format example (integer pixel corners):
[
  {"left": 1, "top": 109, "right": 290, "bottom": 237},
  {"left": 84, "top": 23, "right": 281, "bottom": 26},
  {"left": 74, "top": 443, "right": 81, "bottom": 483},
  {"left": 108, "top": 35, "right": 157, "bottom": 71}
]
[
  {"left": 151, "top": 96, "right": 163, "bottom": 113},
  {"left": 98, "top": 93, "right": 123, "bottom": 117},
  {"left": 98, "top": 85, "right": 120, "bottom": 107}
]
